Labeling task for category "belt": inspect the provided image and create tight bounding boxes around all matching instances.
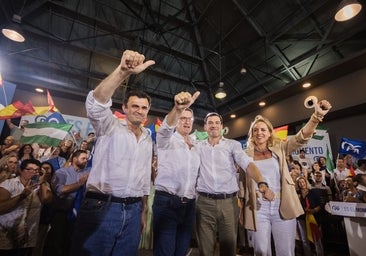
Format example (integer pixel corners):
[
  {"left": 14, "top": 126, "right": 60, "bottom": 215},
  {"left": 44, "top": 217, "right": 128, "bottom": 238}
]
[
  {"left": 85, "top": 191, "right": 141, "bottom": 204},
  {"left": 198, "top": 191, "right": 237, "bottom": 199},
  {"left": 155, "top": 190, "right": 195, "bottom": 203}
]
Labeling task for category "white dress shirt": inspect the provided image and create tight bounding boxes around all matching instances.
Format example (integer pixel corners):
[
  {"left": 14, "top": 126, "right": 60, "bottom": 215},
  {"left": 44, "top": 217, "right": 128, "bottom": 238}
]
[
  {"left": 196, "top": 137, "right": 251, "bottom": 194},
  {"left": 85, "top": 91, "right": 152, "bottom": 197},
  {"left": 154, "top": 118, "right": 200, "bottom": 199}
]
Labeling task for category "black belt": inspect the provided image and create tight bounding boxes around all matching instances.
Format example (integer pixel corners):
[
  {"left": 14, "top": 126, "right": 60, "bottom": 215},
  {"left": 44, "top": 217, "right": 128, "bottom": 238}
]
[
  {"left": 85, "top": 191, "right": 141, "bottom": 204},
  {"left": 155, "top": 190, "right": 195, "bottom": 203},
  {"left": 198, "top": 191, "right": 237, "bottom": 199}
]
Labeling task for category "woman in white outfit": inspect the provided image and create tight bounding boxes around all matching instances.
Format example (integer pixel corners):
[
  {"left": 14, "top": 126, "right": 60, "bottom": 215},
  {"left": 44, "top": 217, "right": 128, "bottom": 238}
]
[{"left": 243, "top": 98, "right": 332, "bottom": 256}]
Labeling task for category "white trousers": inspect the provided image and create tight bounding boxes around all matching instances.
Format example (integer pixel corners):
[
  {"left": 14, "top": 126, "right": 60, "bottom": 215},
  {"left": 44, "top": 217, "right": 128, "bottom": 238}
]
[{"left": 248, "top": 198, "right": 296, "bottom": 256}]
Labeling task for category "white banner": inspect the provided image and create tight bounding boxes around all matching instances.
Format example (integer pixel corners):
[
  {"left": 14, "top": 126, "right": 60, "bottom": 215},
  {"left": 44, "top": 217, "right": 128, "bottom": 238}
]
[
  {"left": 288, "top": 130, "right": 333, "bottom": 164},
  {"left": 329, "top": 201, "right": 366, "bottom": 218}
]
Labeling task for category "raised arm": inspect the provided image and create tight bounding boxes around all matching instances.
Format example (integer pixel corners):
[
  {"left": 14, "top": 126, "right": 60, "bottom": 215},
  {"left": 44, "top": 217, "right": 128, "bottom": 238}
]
[
  {"left": 93, "top": 50, "right": 155, "bottom": 104},
  {"left": 166, "top": 91, "right": 200, "bottom": 126},
  {"left": 302, "top": 99, "right": 332, "bottom": 138}
]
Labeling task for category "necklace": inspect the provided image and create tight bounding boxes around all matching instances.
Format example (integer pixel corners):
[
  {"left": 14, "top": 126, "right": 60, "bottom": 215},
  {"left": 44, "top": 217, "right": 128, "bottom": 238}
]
[{"left": 254, "top": 147, "right": 270, "bottom": 155}]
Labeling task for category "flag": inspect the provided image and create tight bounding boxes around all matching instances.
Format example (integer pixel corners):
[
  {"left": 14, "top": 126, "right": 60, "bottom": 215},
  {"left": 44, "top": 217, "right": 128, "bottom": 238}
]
[
  {"left": 155, "top": 118, "right": 162, "bottom": 132},
  {"left": 326, "top": 145, "right": 335, "bottom": 173},
  {"left": 113, "top": 111, "right": 126, "bottom": 120},
  {"left": 339, "top": 137, "right": 366, "bottom": 159},
  {"left": 349, "top": 164, "right": 355, "bottom": 176},
  {"left": 312, "top": 125, "right": 328, "bottom": 140},
  {"left": 146, "top": 123, "right": 156, "bottom": 143},
  {"left": 274, "top": 125, "right": 288, "bottom": 141},
  {"left": 47, "top": 90, "right": 56, "bottom": 112},
  {"left": 0, "top": 101, "right": 35, "bottom": 119},
  {"left": 45, "top": 112, "right": 66, "bottom": 124},
  {"left": 20, "top": 122, "right": 73, "bottom": 147}
]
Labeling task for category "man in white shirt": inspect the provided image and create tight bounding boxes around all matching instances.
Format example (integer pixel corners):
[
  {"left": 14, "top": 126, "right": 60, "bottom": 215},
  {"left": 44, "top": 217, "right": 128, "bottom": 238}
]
[
  {"left": 69, "top": 50, "right": 155, "bottom": 256},
  {"left": 333, "top": 158, "right": 350, "bottom": 181},
  {"left": 153, "top": 91, "right": 200, "bottom": 256},
  {"left": 195, "top": 112, "right": 274, "bottom": 256}
]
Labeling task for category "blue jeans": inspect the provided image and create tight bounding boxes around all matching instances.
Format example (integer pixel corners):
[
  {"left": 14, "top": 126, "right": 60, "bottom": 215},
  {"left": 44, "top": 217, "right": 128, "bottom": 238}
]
[
  {"left": 152, "top": 192, "right": 196, "bottom": 256},
  {"left": 69, "top": 197, "right": 142, "bottom": 256}
]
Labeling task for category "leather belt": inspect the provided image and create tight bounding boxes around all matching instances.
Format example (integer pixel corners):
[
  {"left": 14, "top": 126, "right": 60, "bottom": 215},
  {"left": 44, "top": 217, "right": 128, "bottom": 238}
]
[
  {"left": 85, "top": 191, "right": 141, "bottom": 204},
  {"left": 155, "top": 190, "right": 195, "bottom": 203},
  {"left": 198, "top": 191, "right": 237, "bottom": 199}
]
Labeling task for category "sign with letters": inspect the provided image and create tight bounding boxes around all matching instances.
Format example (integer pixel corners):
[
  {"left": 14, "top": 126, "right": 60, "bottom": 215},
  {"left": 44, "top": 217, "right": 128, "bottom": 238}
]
[{"left": 329, "top": 201, "right": 366, "bottom": 218}]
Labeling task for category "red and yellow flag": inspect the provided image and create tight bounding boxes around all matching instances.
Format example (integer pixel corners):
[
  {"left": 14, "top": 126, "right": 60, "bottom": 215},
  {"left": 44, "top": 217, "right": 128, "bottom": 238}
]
[{"left": 274, "top": 125, "right": 288, "bottom": 141}]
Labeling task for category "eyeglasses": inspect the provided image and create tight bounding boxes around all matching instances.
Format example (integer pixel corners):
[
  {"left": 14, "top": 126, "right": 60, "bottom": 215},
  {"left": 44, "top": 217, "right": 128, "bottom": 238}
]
[
  {"left": 25, "top": 168, "right": 40, "bottom": 172},
  {"left": 179, "top": 117, "right": 194, "bottom": 122}
]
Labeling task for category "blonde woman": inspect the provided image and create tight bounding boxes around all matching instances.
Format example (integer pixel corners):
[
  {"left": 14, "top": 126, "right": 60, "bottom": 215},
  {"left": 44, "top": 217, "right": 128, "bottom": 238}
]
[{"left": 243, "top": 98, "right": 331, "bottom": 256}]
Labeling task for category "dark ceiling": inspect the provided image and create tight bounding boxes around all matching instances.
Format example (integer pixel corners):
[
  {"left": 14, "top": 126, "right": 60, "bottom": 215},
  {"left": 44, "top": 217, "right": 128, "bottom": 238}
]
[{"left": 1, "top": 0, "right": 366, "bottom": 121}]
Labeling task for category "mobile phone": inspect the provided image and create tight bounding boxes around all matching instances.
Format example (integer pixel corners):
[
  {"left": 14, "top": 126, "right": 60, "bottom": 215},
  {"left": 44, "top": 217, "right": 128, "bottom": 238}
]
[{"left": 30, "top": 175, "right": 40, "bottom": 186}]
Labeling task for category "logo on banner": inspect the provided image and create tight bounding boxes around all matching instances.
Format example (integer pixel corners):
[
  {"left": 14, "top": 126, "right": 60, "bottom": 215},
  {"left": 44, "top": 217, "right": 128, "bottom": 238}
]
[{"left": 340, "top": 141, "right": 361, "bottom": 155}]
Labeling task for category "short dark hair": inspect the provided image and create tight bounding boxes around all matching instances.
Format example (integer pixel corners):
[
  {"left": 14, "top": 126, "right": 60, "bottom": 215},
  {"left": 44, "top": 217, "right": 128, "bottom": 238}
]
[
  {"left": 71, "top": 150, "right": 87, "bottom": 161},
  {"left": 123, "top": 90, "right": 151, "bottom": 106},
  {"left": 204, "top": 112, "right": 223, "bottom": 124},
  {"left": 20, "top": 159, "right": 41, "bottom": 170}
]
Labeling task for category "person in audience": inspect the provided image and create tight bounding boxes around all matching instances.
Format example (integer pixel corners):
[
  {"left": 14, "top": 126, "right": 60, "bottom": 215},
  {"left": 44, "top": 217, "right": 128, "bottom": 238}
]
[
  {"left": 0, "top": 159, "right": 53, "bottom": 255},
  {"left": 355, "top": 159, "right": 366, "bottom": 175},
  {"left": 291, "top": 160, "right": 308, "bottom": 180},
  {"left": 153, "top": 92, "right": 200, "bottom": 256},
  {"left": 333, "top": 157, "right": 350, "bottom": 182},
  {"left": 69, "top": 49, "right": 155, "bottom": 256},
  {"left": 317, "top": 156, "right": 331, "bottom": 186},
  {"left": 32, "top": 161, "right": 55, "bottom": 256},
  {"left": 79, "top": 140, "right": 90, "bottom": 159},
  {"left": 0, "top": 136, "right": 20, "bottom": 157},
  {"left": 312, "top": 171, "right": 332, "bottom": 203},
  {"left": 354, "top": 174, "right": 366, "bottom": 202},
  {"left": 5, "top": 119, "right": 29, "bottom": 142},
  {"left": 243, "top": 97, "right": 331, "bottom": 256},
  {"left": 0, "top": 154, "right": 19, "bottom": 183},
  {"left": 342, "top": 175, "right": 362, "bottom": 202},
  {"left": 18, "top": 144, "right": 35, "bottom": 163},
  {"left": 309, "top": 162, "right": 325, "bottom": 186},
  {"left": 58, "top": 139, "right": 74, "bottom": 160},
  {"left": 297, "top": 149, "right": 312, "bottom": 170},
  {"left": 195, "top": 112, "right": 273, "bottom": 256},
  {"left": 44, "top": 150, "right": 89, "bottom": 256},
  {"left": 296, "top": 176, "right": 324, "bottom": 256},
  {"left": 86, "top": 132, "right": 96, "bottom": 151}
]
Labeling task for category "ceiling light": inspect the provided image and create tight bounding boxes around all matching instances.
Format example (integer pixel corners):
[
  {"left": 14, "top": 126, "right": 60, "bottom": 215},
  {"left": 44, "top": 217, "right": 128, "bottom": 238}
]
[
  {"left": 335, "top": 0, "right": 362, "bottom": 22},
  {"left": 35, "top": 88, "right": 44, "bottom": 93},
  {"left": 215, "top": 82, "right": 226, "bottom": 99},
  {"left": 259, "top": 101, "right": 266, "bottom": 107},
  {"left": 1, "top": 28, "right": 25, "bottom": 42},
  {"left": 240, "top": 67, "right": 247, "bottom": 75},
  {"left": 230, "top": 114, "right": 236, "bottom": 118},
  {"left": 302, "top": 82, "right": 311, "bottom": 88},
  {"left": 1, "top": 14, "right": 25, "bottom": 43}
]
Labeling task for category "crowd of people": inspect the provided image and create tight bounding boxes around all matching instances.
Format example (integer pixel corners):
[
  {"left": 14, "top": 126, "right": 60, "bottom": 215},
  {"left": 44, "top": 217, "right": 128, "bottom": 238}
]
[{"left": 0, "top": 49, "right": 365, "bottom": 256}]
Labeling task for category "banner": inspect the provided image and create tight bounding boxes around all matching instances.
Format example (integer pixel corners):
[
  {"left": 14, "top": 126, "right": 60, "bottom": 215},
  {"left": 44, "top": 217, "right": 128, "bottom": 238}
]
[{"left": 290, "top": 130, "right": 333, "bottom": 165}]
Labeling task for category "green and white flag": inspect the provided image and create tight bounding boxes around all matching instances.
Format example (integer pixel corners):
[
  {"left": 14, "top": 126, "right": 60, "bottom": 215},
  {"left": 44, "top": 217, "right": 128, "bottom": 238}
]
[{"left": 20, "top": 122, "right": 73, "bottom": 147}]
